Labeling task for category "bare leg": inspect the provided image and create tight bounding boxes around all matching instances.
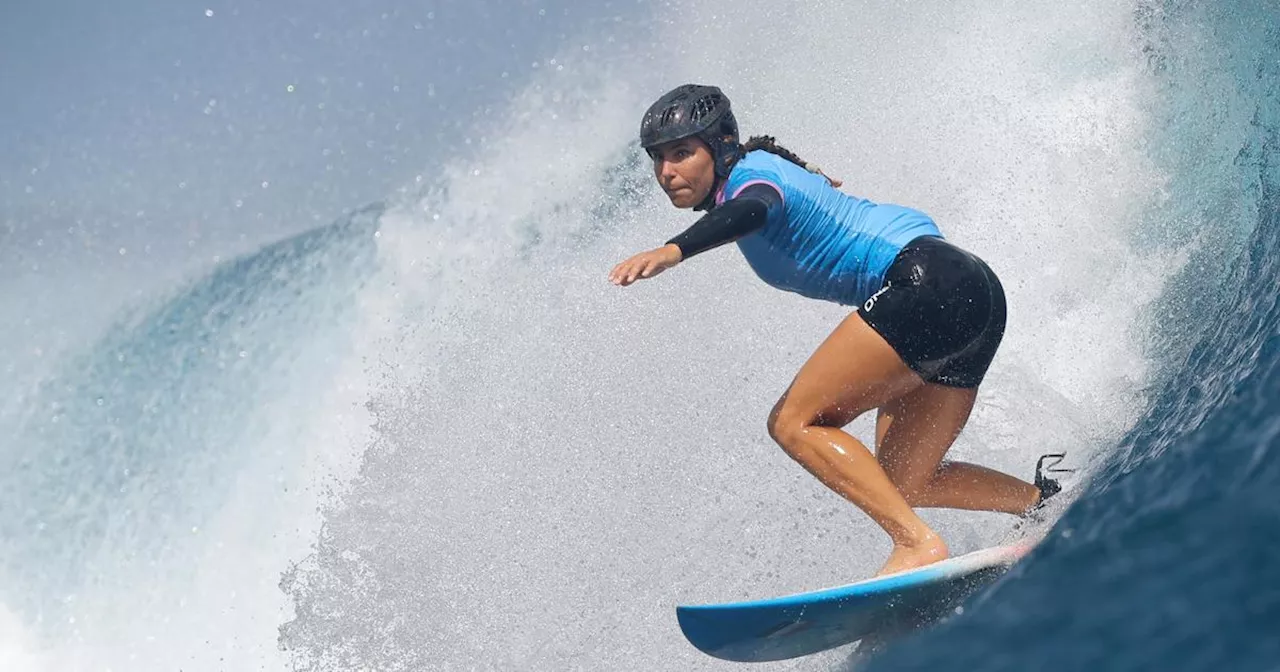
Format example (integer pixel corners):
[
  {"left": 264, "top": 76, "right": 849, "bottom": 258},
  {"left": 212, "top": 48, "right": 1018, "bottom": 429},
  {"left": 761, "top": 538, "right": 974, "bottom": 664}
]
[
  {"left": 875, "top": 385, "right": 1039, "bottom": 514},
  {"left": 767, "top": 312, "right": 949, "bottom": 577}
]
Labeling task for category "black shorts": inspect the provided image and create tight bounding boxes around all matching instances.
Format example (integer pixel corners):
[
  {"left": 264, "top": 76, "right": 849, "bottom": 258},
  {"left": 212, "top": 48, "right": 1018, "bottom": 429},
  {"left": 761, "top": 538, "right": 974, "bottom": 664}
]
[{"left": 858, "top": 235, "right": 1007, "bottom": 389}]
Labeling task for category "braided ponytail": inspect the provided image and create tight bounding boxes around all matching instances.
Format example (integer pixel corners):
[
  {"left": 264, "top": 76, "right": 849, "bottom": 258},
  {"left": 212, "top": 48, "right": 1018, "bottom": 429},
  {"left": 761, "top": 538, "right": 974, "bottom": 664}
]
[{"left": 740, "top": 135, "right": 843, "bottom": 188}]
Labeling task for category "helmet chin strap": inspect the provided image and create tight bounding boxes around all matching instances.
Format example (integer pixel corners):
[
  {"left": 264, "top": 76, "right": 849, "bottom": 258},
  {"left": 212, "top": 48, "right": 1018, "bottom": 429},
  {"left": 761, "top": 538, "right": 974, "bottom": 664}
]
[{"left": 692, "top": 173, "right": 723, "bottom": 212}]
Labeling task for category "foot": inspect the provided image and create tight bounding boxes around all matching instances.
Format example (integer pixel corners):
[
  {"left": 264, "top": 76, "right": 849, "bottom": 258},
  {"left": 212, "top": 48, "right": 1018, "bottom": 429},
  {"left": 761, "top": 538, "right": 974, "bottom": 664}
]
[{"left": 874, "top": 533, "right": 950, "bottom": 577}]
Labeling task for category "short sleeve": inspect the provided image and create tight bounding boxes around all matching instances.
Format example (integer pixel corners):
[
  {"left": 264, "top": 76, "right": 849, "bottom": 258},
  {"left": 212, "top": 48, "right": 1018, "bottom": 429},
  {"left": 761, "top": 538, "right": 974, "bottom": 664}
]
[{"left": 723, "top": 153, "right": 786, "bottom": 205}]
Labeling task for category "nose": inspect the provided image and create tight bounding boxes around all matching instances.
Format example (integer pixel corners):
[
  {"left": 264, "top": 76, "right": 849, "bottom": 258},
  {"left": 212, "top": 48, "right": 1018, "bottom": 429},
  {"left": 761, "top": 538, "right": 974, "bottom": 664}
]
[{"left": 658, "top": 159, "right": 678, "bottom": 184}]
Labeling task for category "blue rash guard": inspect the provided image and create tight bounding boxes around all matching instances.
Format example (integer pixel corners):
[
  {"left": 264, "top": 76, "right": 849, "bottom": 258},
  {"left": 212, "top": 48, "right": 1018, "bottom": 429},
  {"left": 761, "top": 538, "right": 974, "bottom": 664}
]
[{"left": 708, "top": 150, "right": 943, "bottom": 306}]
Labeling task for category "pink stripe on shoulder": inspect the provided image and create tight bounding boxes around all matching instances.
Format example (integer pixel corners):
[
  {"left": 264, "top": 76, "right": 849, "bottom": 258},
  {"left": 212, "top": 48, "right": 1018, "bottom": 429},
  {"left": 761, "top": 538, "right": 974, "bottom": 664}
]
[{"left": 731, "top": 179, "right": 784, "bottom": 203}]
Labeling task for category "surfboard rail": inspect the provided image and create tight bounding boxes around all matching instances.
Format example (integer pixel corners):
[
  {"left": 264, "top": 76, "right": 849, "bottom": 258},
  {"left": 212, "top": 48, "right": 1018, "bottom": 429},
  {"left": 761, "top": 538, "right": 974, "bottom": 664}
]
[{"left": 676, "top": 543, "right": 1032, "bottom": 662}]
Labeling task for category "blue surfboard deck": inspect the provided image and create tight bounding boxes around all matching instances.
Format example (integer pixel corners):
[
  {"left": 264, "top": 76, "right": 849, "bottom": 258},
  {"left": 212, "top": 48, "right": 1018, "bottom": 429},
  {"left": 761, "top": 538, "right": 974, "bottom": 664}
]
[{"left": 676, "top": 543, "right": 1031, "bottom": 662}]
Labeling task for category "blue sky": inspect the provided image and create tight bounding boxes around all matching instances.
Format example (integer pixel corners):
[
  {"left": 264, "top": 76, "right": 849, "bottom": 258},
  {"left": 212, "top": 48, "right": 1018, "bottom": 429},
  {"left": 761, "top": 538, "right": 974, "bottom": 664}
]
[{"left": 1, "top": 0, "right": 649, "bottom": 270}]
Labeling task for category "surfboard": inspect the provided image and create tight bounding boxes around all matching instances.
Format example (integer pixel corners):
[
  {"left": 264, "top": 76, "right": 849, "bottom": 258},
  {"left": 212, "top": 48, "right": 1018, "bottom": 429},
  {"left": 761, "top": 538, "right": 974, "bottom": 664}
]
[{"left": 676, "top": 542, "right": 1032, "bottom": 662}]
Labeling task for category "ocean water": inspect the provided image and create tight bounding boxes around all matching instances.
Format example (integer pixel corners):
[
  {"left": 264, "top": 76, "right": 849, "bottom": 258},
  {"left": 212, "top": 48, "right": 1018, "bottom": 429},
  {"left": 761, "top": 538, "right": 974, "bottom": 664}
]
[
  {"left": 866, "top": 2, "right": 1280, "bottom": 669},
  {"left": 1, "top": 1, "right": 1276, "bottom": 670}
]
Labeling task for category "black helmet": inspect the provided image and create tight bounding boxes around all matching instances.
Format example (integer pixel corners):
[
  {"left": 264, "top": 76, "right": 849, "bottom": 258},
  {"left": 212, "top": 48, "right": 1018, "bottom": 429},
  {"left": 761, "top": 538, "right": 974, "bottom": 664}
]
[{"left": 639, "top": 84, "right": 741, "bottom": 178}]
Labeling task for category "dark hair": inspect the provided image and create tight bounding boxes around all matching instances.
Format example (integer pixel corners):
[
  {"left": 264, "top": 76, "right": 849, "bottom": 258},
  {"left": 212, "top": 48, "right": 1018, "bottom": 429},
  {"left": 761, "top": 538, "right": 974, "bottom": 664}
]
[{"left": 739, "top": 135, "right": 842, "bottom": 187}]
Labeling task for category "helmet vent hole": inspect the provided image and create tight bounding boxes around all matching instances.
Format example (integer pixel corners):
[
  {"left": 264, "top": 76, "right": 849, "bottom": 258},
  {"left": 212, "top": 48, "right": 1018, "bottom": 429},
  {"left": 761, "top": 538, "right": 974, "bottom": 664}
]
[
  {"left": 658, "top": 106, "right": 680, "bottom": 127},
  {"left": 690, "top": 94, "right": 722, "bottom": 122}
]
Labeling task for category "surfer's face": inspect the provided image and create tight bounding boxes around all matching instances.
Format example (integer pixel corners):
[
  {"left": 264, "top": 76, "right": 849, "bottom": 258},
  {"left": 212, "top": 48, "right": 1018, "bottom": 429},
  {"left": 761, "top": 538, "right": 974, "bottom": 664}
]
[{"left": 650, "top": 138, "right": 715, "bottom": 209}]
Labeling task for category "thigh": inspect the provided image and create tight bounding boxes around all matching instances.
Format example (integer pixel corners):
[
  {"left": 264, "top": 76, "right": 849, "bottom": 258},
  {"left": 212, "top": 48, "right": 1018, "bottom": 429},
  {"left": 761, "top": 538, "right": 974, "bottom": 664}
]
[
  {"left": 875, "top": 382, "right": 979, "bottom": 486},
  {"left": 771, "top": 311, "right": 923, "bottom": 430}
]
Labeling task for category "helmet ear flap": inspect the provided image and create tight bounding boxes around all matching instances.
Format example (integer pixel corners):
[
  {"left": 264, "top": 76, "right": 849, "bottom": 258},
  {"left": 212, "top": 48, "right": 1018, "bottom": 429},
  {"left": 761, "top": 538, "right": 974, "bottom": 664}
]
[{"left": 706, "top": 110, "right": 741, "bottom": 178}]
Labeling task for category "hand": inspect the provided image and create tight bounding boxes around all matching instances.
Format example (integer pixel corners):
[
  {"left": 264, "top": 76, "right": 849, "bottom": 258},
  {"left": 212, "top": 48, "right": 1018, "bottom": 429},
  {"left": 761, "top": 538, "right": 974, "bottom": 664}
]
[{"left": 609, "top": 244, "right": 683, "bottom": 286}]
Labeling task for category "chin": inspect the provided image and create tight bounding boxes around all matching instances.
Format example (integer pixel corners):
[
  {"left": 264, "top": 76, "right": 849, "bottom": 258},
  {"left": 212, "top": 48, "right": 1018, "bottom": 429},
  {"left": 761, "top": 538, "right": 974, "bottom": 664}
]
[{"left": 667, "top": 192, "right": 699, "bottom": 209}]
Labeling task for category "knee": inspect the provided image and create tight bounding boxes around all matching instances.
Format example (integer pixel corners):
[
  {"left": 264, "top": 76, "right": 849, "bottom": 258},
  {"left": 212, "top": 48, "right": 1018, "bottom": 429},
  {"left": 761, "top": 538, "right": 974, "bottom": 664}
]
[{"left": 767, "top": 396, "right": 809, "bottom": 451}]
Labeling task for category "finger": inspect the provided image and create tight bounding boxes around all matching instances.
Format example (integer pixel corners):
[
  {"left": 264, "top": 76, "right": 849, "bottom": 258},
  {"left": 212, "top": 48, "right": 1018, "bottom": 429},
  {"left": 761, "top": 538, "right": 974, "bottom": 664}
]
[
  {"left": 626, "top": 258, "right": 645, "bottom": 283},
  {"left": 611, "top": 258, "right": 638, "bottom": 284}
]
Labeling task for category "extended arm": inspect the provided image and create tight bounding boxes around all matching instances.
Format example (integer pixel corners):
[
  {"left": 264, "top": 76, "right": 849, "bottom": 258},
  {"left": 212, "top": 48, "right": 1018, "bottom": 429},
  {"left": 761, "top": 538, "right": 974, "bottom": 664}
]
[
  {"left": 608, "top": 183, "right": 784, "bottom": 286},
  {"left": 666, "top": 183, "right": 784, "bottom": 259}
]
